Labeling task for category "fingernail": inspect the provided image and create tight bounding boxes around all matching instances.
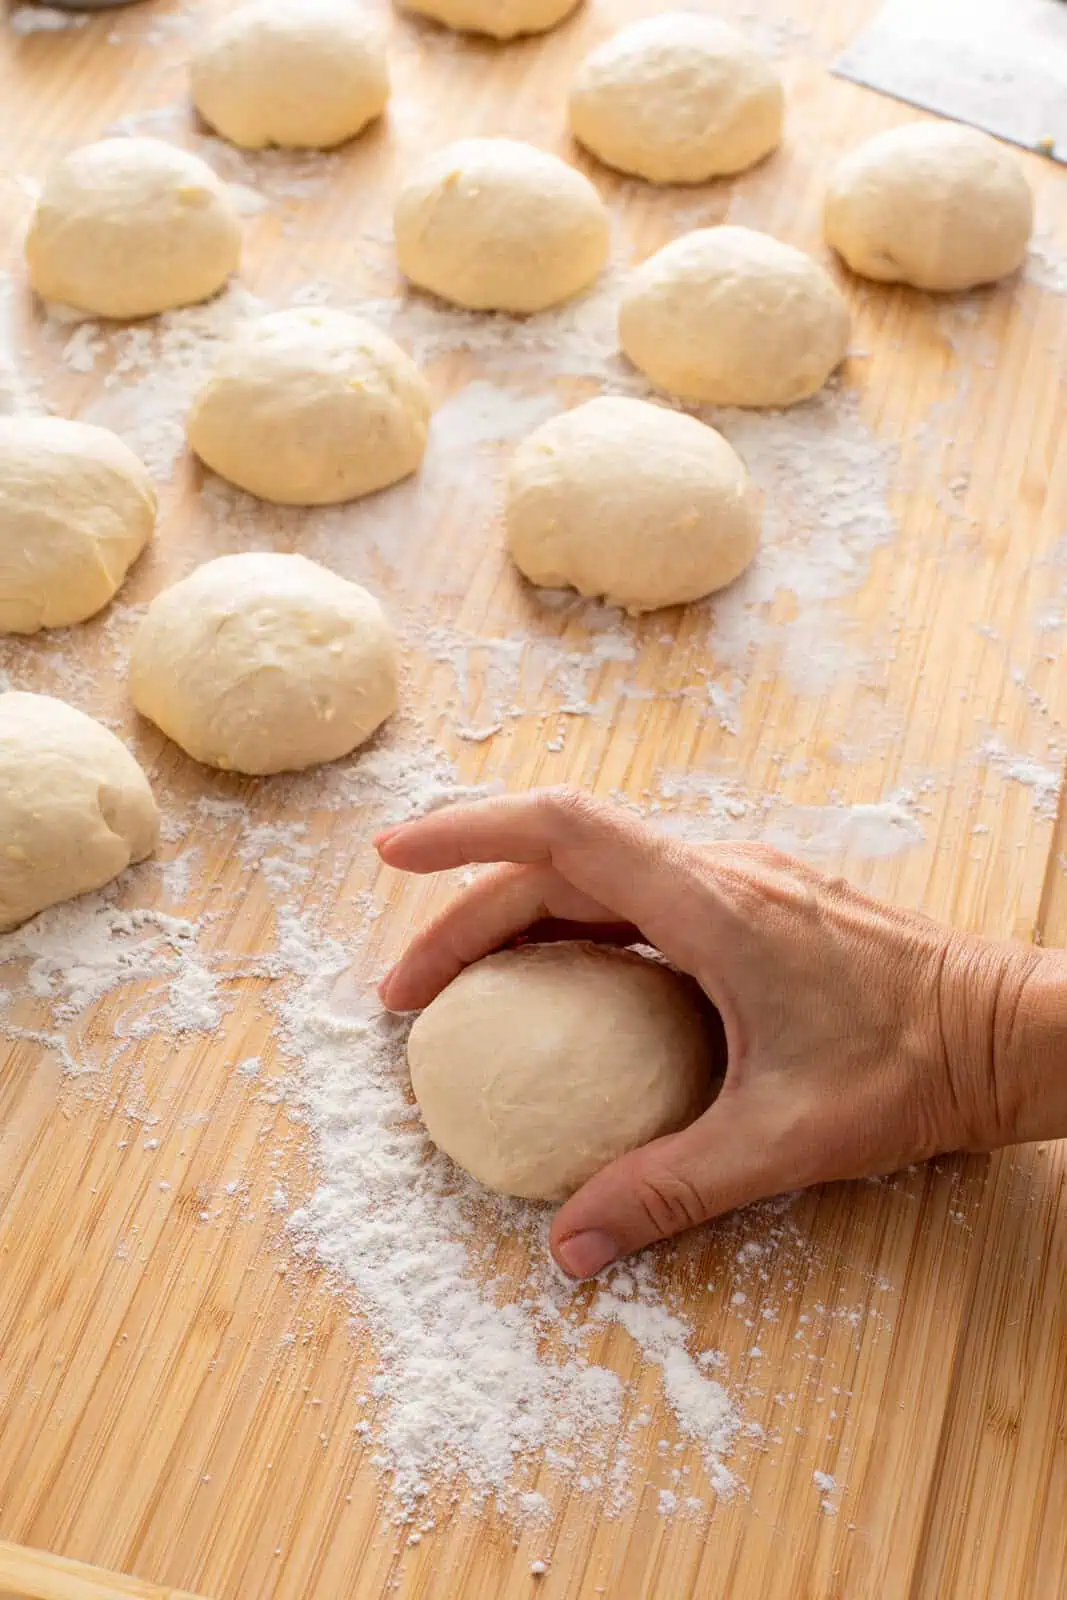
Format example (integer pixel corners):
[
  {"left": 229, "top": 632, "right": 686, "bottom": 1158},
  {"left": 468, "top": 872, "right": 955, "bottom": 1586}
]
[
  {"left": 377, "top": 967, "right": 398, "bottom": 1005},
  {"left": 374, "top": 825, "right": 402, "bottom": 850},
  {"left": 556, "top": 1230, "right": 617, "bottom": 1280}
]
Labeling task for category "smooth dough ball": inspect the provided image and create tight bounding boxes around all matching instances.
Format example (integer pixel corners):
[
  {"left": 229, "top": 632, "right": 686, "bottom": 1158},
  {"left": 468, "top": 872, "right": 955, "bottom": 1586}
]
[
  {"left": 26, "top": 138, "right": 241, "bottom": 320},
  {"left": 0, "top": 416, "right": 156, "bottom": 634},
  {"left": 399, "top": 0, "right": 580, "bottom": 39},
  {"left": 0, "top": 693, "right": 158, "bottom": 931},
  {"left": 570, "top": 13, "right": 783, "bottom": 184},
  {"left": 188, "top": 309, "right": 431, "bottom": 506},
  {"left": 619, "top": 226, "right": 850, "bottom": 407},
  {"left": 824, "top": 122, "right": 1033, "bottom": 293},
  {"left": 130, "top": 553, "right": 397, "bottom": 775},
  {"left": 190, "top": 0, "right": 389, "bottom": 151},
  {"left": 507, "top": 398, "right": 760, "bottom": 612},
  {"left": 409, "top": 943, "right": 714, "bottom": 1201},
  {"left": 394, "top": 138, "right": 610, "bottom": 313}
]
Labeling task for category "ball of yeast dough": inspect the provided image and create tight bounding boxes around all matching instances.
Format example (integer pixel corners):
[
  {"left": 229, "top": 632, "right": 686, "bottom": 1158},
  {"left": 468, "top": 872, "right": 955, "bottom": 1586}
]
[
  {"left": 569, "top": 13, "right": 783, "bottom": 184},
  {"left": 506, "top": 397, "right": 760, "bottom": 612},
  {"left": 187, "top": 308, "right": 431, "bottom": 506},
  {"left": 394, "top": 138, "right": 610, "bottom": 313},
  {"left": 0, "top": 416, "right": 156, "bottom": 634},
  {"left": 130, "top": 553, "right": 397, "bottom": 775},
  {"left": 189, "top": 0, "right": 389, "bottom": 151},
  {"left": 399, "top": 0, "right": 581, "bottom": 39},
  {"left": 407, "top": 942, "right": 714, "bottom": 1202},
  {"left": 824, "top": 122, "right": 1033, "bottom": 292},
  {"left": 619, "top": 226, "right": 850, "bottom": 407},
  {"left": 26, "top": 137, "right": 241, "bottom": 320},
  {"left": 0, "top": 692, "right": 158, "bottom": 931}
]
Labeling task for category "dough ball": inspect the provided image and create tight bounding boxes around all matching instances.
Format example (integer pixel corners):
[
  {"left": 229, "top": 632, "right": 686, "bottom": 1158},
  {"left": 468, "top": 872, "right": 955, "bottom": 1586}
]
[
  {"left": 0, "top": 416, "right": 156, "bottom": 634},
  {"left": 395, "top": 138, "right": 610, "bottom": 313},
  {"left": 824, "top": 122, "right": 1033, "bottom": 293},
  {"left": 619, "top": 225, "right": 850, "bottom": 407},
  {"left": 190, "top": 0, "right": 389, "bottom": 151},
  {"left": 400, "top": 0, "right": 580, "bottom": 40},
  {"left": 26, "top": 137, "right": 241, "bottom": 320},
  {"left": 408, "top": 942, "right": 714, "bottom": 1201},
  {"left": 130, "top": 553, "right": 397, "bottom": 775},
  {"left": 187, "top": 308, "right": 431, "bottom": 505},
  {"left": 570, "top": 13, "right": 783, "bottom": 184},
  {"left": 0, "top": 692, "right": 158, "bottom": 931},
  {"left": 507, "top": 397, "right": 760, "bottom": 612}
]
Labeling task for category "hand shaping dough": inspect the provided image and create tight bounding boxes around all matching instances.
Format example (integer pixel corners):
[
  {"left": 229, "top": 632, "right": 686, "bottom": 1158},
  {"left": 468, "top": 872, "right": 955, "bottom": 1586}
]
[
  {"left": 399, "top": 0, "right": 581, "bottom": 40},
  {"left": 824, "top": 122, "right": 1033, "bottom": 292},
  {"left": 570, "top": 13, "right": 783, "bottom": 184},
  {"left": 506, "top": 397, "right": 760, "bottom": 612},
  {"left": 188, "top": 308, "right": 431, "bottom": 505},
  {"left": 130, "top": 553, "right": 397, "bottom": 775},
  {"left": 619, "top": 226, "right": 850, "bottom": 407},
  {"left": 0, "top": 692, "right": 158, "bottom": 930},
  {"left": 407, "top": 942, "right": 715, "bottom": 1201},
  {"left": 394, "top": 138, "right": 610, "bottom": 313},
  {"left": 190, "top": 0, "right": 389, "bottom": 150},
  {"left": 0, "top": 416, "right": 156, "bottom": 633},
  {"left": 26, "top": 137, "right": 241, "bottom": 320}
]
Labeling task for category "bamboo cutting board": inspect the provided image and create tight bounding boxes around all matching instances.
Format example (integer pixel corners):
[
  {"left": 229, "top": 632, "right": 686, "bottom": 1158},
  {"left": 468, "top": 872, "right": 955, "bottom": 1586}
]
[{"left": 0, "top": 1, "right": 1066, "bottom": 1597}]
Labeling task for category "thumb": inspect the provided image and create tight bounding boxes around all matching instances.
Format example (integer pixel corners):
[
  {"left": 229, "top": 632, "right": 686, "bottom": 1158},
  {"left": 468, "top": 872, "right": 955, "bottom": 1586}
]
[{"left": 549, "top": 1101, "right": 774, "bottom": 1279}]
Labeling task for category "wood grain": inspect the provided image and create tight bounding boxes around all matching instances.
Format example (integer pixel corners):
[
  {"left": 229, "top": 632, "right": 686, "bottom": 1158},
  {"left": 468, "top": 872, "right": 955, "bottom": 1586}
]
[
  {"left": 0, "top": 1, "right": 1065, "bottom": 1598},
  {"left": 0, "top": 1537, "right": 208, "bottom": 1600}
]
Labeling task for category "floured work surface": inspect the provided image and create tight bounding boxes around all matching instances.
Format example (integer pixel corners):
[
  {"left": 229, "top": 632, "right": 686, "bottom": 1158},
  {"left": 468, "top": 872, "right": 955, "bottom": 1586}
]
[
  {"left": 835, "top": 0, "right": 1067, "bottom": 162},
  {"left": 0, "top": 1, "right": 1065, "bottom": 1597}
]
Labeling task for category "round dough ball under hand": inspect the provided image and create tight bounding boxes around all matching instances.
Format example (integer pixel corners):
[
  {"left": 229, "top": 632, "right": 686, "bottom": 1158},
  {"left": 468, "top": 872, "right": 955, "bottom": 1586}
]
[
  {"left": 130, "top": 553, "right": 397, "bottom": 775},
  {"left": 0, "top": 693, "right": 158, "bottom": 931},
  {"left": 394, "top": 138, "right": 610, "bottom": 313},
  {"left": 189, "top": 0, "right": 389, "bottom": 151},
  {"left": 507, "top": 397, "right": 760, "bottom": 612},
  {"left": 824, "top": 122, "right": 1033, "bottom": 293},
  {"left": 569, "top": 12, "right": 783, "bottom": 184},
  {"left": 188, "top": 309, "right": 431, "bottom": 506},
  {"left": 25, "top": 137, "right": 241, "bottom": 320},
  {"left": 399, "top": 0, "right": 581, "bottom": 40},
  {"left": 0, "top": 416, "right": 156, "bottom": 634},
  {"left": 619, "top": 226, "right": 850, "bottom": 407},
  {"left": 408, "top": 942, "right": 715, "bottom": 1201}
]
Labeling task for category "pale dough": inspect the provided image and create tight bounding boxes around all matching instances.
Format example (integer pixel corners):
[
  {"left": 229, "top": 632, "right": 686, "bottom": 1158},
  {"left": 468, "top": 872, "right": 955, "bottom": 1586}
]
[
  {"left": 570, "top": 13, "right": 783, "bottom": 184},
  {"left": 0, "top": 692, "right": 158, "bottom": 930},
  {"left": 407, "top": 942, "right": 714, "bottom": 1202},
  {"left": 399, "top": 0, "right": 581, "bottom": 40},
  {"left": 26, "top": 137, "right": 241, "bottom": 320},
  {"left": 187, "top": 308, "right": 431, "bottom": 506},
  {"left": 619, "top": 225, "right": 851, "bottom": 407},
  {"left": 506, "top": 397, "right": 761, "bottom": 612},
  {"left": 394, "top": 138, "right": 610, "bottom": 313},
  {"left": 0, "top": 416, "right": 156, "bottom": 633},
  {"left": 824, "top": 122, "right": 1033, "bottom": 293},
  {"left": 190, "top": 0, "right": 389, "bottom": 151},
  {"left": 130, "top": 553, "right": 397, "bottom": 775}
]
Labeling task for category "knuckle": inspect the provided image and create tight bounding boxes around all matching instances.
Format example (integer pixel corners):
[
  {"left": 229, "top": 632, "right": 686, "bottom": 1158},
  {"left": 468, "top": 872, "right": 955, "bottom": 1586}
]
[
  {"left": 635, "top": 1166, "right": 710, "bottom": 1240},
  {"left": 536, "top": 785, "right": 600, "bottom": 829}
]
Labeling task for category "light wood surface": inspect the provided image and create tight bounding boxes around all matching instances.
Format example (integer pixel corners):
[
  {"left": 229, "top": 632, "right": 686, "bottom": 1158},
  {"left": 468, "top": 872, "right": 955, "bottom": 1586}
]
[
  {"left": 0, "top": 1537, "right": 207, "bottom": 1600},
  {"left": 0, "top": 1, "right": 1065, "bottom": 1598}
]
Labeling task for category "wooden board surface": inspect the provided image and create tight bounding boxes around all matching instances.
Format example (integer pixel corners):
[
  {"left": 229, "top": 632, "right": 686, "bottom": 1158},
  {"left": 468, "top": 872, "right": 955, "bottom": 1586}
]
[{"left": 0, "top": 0, "right": 1066, "bottom": 1596}]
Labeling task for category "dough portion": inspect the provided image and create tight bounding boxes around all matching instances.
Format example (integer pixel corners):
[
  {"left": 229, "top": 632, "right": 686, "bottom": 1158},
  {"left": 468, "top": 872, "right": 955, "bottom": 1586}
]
[
  {"left": 619, "top": 225, "right": 850, "bottom": 407},
  {"left": 570, "top": 13, "right": 783, "bottom": 184},
  {"left": 188, "top": 308, "right": 431, "bottom": 505},
  {"left": 190, "top": 0, "right": 389, "bottom": 151},
  {"left": 399, "top": 0, "right": 581, "bottom": 40},
  {"left": 0, "top": 416, "right": 156, "bottom": 634},
  {"left": 507, "top": 397, "right": 760, "bottom": 612},
  {"left": 824, "top": 122, "right": 1033, "bottom": 292},
  {"left": 407, "top": 942, "right": 714, "bottom": 1202},
  {"left": 0, "top": 692, "right": 158, "bottom": 930},
  {"left": 130, "top": 553, "right": 397, "bottom": 775},
  {"left": 395, "top": 138, "right": 610, "bottom": 313},
  {"left": 26, "top": 137, "right": 241, "bottom": 320}
]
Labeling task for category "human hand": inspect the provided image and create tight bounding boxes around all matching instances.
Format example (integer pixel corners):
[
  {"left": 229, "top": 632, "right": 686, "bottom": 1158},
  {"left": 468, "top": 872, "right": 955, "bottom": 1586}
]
[{"left": 376, "top": 789, "right": 1041, "bottom": 1278}]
